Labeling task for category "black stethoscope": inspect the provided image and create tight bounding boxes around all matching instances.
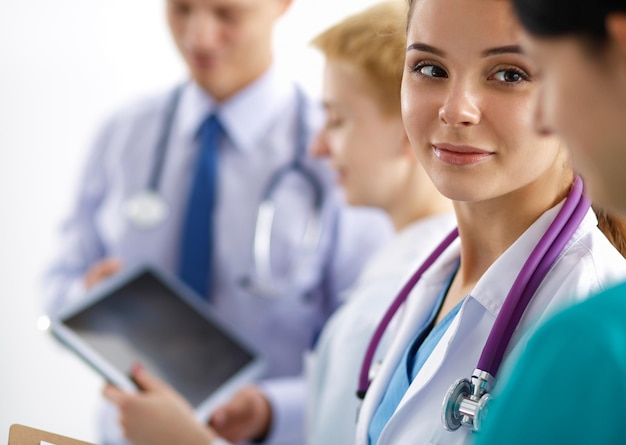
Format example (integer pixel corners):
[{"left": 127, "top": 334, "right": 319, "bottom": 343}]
[
  {"left": 123, "top": 83, "right": 326, "bottom": 299},
  {"left": 357, "top": 176, "right": 590, "bottom": 431}
]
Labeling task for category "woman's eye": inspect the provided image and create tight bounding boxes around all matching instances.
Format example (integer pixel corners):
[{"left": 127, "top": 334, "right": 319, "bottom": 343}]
[
  {"left": 414, "top": 64, "right": 447, "bottom": 78},
  {"left": 492, "top": 68, "right": 528, "bottom": 83},
  {"left": 326, "top": 118, "right": 344, "bottom": 129},
  {"left": 170, "top": 1, "right": 191, "bottom": 16},
  {"left": 216, "top": 8, "right": 242, "bottom": 24}
]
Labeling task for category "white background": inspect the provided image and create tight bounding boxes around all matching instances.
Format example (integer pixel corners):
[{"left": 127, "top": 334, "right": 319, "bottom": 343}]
[{"left": 0, "top": 1, "right": 382, "bottom": 442}]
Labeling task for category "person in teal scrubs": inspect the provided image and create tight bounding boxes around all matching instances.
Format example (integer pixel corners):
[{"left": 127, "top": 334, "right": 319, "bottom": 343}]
[{"left": 475, "top": 1, "right": 626, "bottom": 444}]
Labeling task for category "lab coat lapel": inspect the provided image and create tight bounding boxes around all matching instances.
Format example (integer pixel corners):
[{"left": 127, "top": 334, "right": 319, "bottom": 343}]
[
  {"left": 397, "top": 301, "right": 463, "bottom": 408},
  {"left": 393, "top": 207, "right": 560, "bottom": 408},
  {"left": 355, "top": 242, "right": 461, "bottom": 444}
]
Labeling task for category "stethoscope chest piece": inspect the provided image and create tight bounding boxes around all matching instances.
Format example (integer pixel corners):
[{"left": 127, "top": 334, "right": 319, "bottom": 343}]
[
  {"left": 442, "top": 369, "right": 493, "bottom": 432},
  {"left": 124, "top": 190, "right": 169, "bottom": 229}
]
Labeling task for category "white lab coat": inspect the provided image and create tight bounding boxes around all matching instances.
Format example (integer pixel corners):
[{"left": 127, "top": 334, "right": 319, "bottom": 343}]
[
  {"left": 255, "top": 214, "right": 456, "bottom": 445},
  {"left": 305, "top": 213, "right": 457, "bottom": 445},
  {"left": 355, "top": 202, "right": 626, "bottom": 445}
]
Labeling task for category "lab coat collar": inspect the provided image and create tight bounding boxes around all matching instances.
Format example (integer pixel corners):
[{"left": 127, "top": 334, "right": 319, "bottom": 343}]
[
  {"left": 176, "top": 64, "right": 294, "bottom": 154},
  {"left": 470, "top": 200, "right": 598, "bottom": 317},
  {"left": 355, "top": 239, "right": 463, "bottom": 444}
]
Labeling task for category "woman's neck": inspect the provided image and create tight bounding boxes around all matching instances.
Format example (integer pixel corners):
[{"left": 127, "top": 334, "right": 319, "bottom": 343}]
[{"left": 436, "top": 170, "right": 573, "bottom": 322}]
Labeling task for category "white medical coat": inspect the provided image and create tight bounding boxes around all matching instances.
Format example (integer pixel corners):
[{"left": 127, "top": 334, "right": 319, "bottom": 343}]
[
  {"left": 355, "top": 203, "right": 626, "bottom": 445},
  {"left": 306, "top": 213, "right": 457, "bottom": 445}
]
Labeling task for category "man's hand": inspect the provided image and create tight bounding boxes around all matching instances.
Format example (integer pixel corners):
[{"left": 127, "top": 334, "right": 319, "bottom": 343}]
[
  {"left": 209, "top": 385, "right": 273, "bottom": 443},
  {"left": 84, "top": 258, "right": 123, "bottom": 289}
]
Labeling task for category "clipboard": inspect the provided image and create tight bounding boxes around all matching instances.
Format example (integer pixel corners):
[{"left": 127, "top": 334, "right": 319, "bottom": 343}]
[{"left": 8, "top": 424, "right": 96, "bottom": 445}]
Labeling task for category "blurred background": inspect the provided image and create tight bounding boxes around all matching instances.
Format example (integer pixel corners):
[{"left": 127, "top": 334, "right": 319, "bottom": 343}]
[{"left": 0, "top": 0, "right": 382, "bottom": 442}]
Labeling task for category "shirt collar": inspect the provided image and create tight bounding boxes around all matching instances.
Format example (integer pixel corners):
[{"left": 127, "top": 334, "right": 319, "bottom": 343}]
[{"left": 175, "top": 64, "right": 294, "bottom": 153}]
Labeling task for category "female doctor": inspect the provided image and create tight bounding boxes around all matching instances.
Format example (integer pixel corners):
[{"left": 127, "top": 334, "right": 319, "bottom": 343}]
[
  {"left": 355, "top": 0, "right": 626, "bottom": 443},
  {"left": 474, "top": 0, "right": 626, "bottom": 443}
]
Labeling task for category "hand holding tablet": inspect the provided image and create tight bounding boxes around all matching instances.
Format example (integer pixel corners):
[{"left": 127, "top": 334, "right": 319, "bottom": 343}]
[{"left": 44, "top": 264, "right": 266, "bottom": 420}]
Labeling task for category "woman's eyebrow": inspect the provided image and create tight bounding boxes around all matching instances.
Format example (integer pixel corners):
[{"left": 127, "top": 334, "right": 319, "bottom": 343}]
[
  {"left": 406, "top": 43, "right": 445, "bottom": 57},
  {"left": 482, "top": 45, "right": 524, "bottom": 57},
  {"left": 407, "top": 43, "right": 524, "bottom": 58}
]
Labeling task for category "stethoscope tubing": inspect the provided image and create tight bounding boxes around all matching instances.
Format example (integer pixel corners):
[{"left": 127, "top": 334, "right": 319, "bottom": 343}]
[
  {"left": 145, "top": 83, "right": 322, "bottom": 206},
  {"left": 479, "top": 176, "right": 589, "bottom": 374},
  {"left": 357, "top": 227, "right": 459, "bottom": 397},
  {"left": 357, "top": 176, "right": 588, "bottom": 398},
  {"left": 261, "top": 160, "right": 325, "bottom": 208},
  {"left": 148, "top": 85, "right": 184, "bottom": 192}
]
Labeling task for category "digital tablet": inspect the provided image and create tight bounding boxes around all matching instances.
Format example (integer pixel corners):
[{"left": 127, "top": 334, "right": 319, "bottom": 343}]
[{"left": 45, "top": 264, "right": 266, "bottom": 420}]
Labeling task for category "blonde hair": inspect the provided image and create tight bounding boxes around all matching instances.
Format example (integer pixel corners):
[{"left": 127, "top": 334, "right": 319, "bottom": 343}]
[{"left": 311, "top": 1, "right": 407, "bottom": 116}]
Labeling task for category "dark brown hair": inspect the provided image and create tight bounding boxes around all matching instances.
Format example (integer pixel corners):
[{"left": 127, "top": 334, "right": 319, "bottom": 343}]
[
  {"left": 513, "top": 0, "right": 626, "bottom": 44},
  {"left": 594, "top": 206, "right": 626, "bottom": 258}
]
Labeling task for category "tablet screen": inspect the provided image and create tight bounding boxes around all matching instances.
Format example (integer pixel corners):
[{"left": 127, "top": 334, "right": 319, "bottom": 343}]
[{"left": 61, "top": 269, "right": 257, "bottom": 407}]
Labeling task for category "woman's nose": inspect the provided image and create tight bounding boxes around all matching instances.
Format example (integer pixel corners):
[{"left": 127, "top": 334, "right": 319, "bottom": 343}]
[
  {"left": 310, "top": 132, "right": 331, "bottom": 159},
  {"left": 438, "top": 82, "right": 481, "bottom": 127}
]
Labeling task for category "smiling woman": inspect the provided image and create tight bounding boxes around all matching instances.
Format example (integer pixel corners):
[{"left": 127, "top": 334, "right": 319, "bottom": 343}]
[{"left": 402, "top": 0, "right": 563, "bottom": 205}]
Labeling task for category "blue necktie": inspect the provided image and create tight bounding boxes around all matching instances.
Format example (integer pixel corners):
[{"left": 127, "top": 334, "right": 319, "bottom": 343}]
[{"left": 178, "top": 114, "right": 223, "bottom": 299}]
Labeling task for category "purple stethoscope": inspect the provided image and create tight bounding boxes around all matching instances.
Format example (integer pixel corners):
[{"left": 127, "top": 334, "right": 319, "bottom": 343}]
[{"left": 357, "top": 176, "right": 590, "bottom": 432}]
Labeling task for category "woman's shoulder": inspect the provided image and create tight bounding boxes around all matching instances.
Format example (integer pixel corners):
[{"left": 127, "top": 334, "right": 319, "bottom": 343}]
[
  {"left": 519, "top": 223, "right": 626, "bottom": 326},
  {"left": 561, "top": 224, "right": 626, "bottom": 288}
]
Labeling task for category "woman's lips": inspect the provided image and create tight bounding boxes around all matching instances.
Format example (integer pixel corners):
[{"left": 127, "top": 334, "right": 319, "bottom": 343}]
[{"left": 432, "top": 143, "right": 493, "bottom": 166}]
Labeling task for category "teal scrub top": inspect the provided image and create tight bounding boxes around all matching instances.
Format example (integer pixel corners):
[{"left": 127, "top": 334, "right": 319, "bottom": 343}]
[{"left": 474, "top": 281, "right": 626, "bottom": 445}]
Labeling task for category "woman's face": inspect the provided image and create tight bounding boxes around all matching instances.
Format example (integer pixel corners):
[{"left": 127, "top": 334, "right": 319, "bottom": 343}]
[
  {"left": 402, "top": 0, "right": 565, "bottom": 203},
  {"left": 522, "top": 32, "right": 626, "bottom": 215},
  {"left": 312, "top": 60, "right": 409, "bottom": 208}
]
